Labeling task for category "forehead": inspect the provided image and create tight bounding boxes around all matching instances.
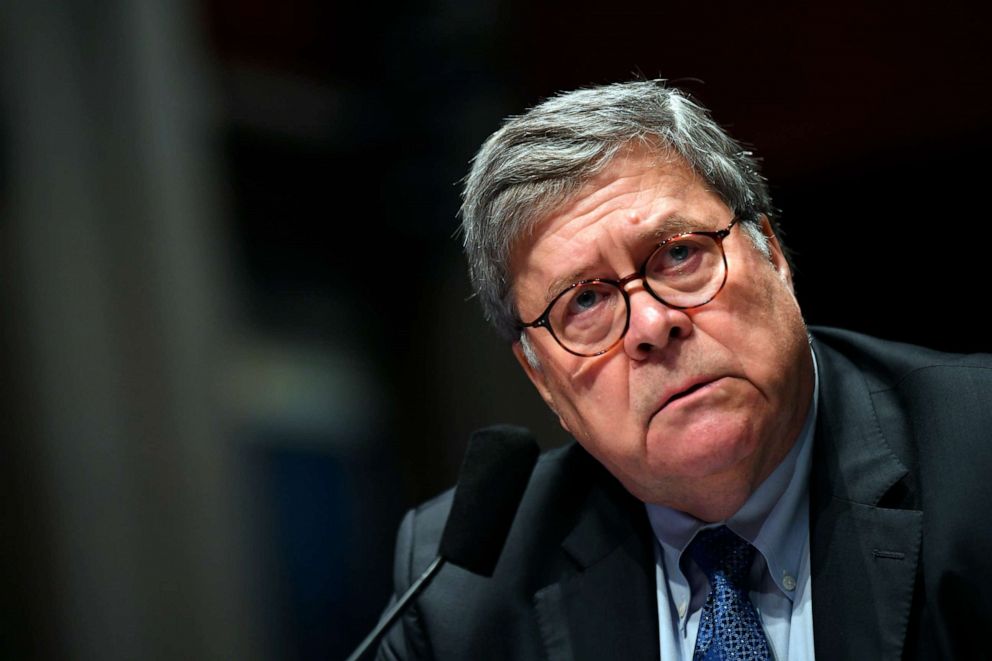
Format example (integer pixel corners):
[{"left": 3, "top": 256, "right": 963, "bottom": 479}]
[{"left": 510, "top": 150, "right": 729, "bottom": 305}]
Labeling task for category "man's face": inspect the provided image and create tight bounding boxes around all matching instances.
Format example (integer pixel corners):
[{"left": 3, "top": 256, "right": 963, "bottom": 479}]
[{"left": 510, "top": 149, "right": 814, "bottom": 522}]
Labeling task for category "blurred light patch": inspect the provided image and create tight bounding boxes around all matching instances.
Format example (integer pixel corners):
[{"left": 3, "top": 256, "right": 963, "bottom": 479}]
[{"left": 224, "top": 334, "right": 381, "bottom": 448}]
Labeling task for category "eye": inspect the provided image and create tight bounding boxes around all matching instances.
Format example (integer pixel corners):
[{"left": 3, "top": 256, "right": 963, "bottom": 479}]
[
  {"left": 554, "top": 281, "right": 619, "bottom": 323},
  {"left": 568, "top": 286, "right": 607, "bottom": 314},
  {"left": 550, "top": 281, "right": 622, "bottom": 349},
  {"left": 649, "top": 236, "right": 706, "bottom": 276},
  {"left": 665, "top": 244, "right": 693, "bottom": 264}
]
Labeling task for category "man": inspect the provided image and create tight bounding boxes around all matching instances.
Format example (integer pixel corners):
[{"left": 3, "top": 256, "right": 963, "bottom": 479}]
[{"left": 378, "top": 80, "right": 992, "bottom": 660}]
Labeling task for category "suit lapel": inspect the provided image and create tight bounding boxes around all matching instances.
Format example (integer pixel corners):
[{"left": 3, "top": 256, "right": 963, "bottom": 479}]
[
  {"left": 810, "top": 340, "right": 922, "bottom": 661},
  {"left": 533, "top": 459, "right": 660, "bottom": 661}
]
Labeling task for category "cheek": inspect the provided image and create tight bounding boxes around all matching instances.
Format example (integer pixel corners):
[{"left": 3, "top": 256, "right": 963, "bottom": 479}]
[
  {"left": 548, "top": 362, "right": 638, "bottom": 443},
  {"left": 721, "top": 262, "right": 780, "bottom": 319},
  {"left": 726, "top": 259, "right": 800, "bottom": 332},
  {"left": 700, "top": 262, "right": 807, "bottom": 398}
]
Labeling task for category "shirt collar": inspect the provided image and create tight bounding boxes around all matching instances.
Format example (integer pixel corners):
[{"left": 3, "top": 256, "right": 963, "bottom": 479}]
[{"left": 645, "top": 347, "right": 819, "bottom": 599}]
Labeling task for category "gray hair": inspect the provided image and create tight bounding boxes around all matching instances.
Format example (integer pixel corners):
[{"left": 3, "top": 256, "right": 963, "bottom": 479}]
[{"left": 460, "top": 79, "right": 781, "bottom": 343}]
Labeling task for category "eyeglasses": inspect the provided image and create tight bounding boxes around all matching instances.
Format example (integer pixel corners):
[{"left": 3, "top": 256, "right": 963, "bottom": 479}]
[{"left": 518, "top": 219, "right": 739, "bottom": 357}]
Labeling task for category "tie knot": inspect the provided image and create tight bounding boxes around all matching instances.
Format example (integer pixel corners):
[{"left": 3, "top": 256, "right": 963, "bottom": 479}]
[{"left": 687, "top": 526, "right": 756, "bottom": 587}]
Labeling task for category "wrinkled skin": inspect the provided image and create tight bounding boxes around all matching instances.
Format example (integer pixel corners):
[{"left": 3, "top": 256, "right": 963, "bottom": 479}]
[{"left": 511, "top": 149, "right": 814, "bottom": 522}]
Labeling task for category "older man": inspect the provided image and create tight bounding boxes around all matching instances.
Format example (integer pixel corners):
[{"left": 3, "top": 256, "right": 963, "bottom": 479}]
[{"left": 378, "top": 81, "right": 992, "bottom": 660}]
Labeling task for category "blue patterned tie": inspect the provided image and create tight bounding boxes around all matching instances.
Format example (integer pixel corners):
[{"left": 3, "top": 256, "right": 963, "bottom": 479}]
[{"left": 688, "top": 526, "right": 772, "bottom": 661}]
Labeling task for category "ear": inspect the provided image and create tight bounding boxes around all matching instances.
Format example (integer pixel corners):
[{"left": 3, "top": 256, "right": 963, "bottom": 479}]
[
  {"left": 759, "top": 215, "right": 794, "bottom": 291},
  {"left": 511, "top": 340, "right": 572, "bottom": 433}
]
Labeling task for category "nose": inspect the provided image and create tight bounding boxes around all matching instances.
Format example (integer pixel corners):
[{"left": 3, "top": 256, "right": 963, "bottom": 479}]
[{"left": 622, "top": 285, "right": 693, "bottom": 360}]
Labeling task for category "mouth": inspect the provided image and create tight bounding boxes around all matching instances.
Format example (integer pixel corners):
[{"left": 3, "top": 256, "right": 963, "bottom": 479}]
[{"left": 656, "top": 377, "right": 724, "bottom": 413}]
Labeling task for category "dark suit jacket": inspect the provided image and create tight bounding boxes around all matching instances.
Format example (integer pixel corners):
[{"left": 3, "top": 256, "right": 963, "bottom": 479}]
[{"left": 378, "top": 328, "right": 992, "bottom": 660}]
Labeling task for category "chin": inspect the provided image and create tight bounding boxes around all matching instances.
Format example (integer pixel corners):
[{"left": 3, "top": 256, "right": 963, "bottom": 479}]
[{"left": 644, "top": 415, "right": 760, "bottom": 482}]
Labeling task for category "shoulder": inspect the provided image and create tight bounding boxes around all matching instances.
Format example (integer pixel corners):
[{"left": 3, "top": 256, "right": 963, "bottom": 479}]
[
  {"left": 810, "top": 326, "right": 992, "bottom": 428},
  {"left": 808, "top": 328, "right": 992, "bottom": 659},
  {"left": 811, "top": 325, "right": 992, "bottom": 506},
  {"left": 382, "top": 442, "right": 614, "bottom": 659},
  {"left": 810, "top": 325, "right": 992, "bottom": 390},
  {"left": 812, "top": 324, "right": 992, "bottom": 517},
  {"left": 811, "top": 325, "right": 992, "bottom": 441},
  {"left": 395, "top": 441, "right": 595, "bottom": 581}
]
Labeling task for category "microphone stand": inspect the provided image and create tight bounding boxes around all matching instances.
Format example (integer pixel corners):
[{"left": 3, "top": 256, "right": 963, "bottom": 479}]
[{"left": 344, "top": 556, "right": 444, "bottom": 661}]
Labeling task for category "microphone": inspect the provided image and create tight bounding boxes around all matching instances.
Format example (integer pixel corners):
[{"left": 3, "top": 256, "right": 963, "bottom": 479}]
[
  {"left": 439, "top": 425, "right": 540, "bottom": 576},
  {"left": 345, "top": 425, "right": 539, "bottom": 661}
]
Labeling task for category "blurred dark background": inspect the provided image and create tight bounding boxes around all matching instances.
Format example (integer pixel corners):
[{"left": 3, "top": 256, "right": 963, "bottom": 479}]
[{"left": 1, "top": 1, "right": 989, "bottom": 659}]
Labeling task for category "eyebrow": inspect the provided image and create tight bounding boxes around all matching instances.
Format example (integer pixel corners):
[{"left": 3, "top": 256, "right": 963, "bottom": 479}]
[
  {"left": 539, "top": 214, "right": 705, "bottom": 306},
  {"left": 647, "top": 214, "right": 699, "bottom": 240}
]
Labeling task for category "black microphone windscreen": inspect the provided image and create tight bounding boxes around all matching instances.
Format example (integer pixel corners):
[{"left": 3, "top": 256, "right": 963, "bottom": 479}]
[{"left": 438, "top": 425, "right": 539, "bottom": 577}]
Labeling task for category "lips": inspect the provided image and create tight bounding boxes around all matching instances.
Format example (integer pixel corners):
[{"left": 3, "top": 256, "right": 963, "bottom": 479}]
[
  {"left": 668, "top": 381, "right": 710, "bottom": 403},
  {"left": 657, "top": 376, "right": 723, "bottom": 412}
]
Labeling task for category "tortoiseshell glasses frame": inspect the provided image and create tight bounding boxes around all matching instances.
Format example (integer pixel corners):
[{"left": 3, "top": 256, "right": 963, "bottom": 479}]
[{"left": 517, "top": 218, "right": 739, "bottom": 357}]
